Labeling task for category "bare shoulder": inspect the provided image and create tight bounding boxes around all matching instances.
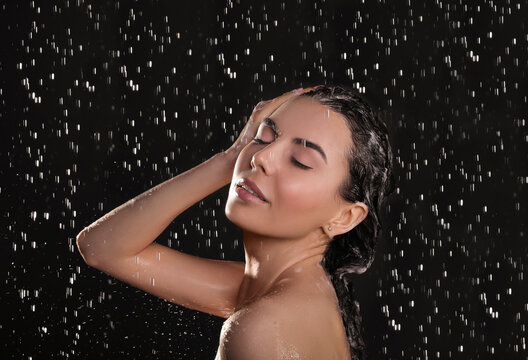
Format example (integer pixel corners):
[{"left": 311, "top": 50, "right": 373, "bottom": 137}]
[{"left": 218, "top": 282, "right": 351, "bottom": 360}]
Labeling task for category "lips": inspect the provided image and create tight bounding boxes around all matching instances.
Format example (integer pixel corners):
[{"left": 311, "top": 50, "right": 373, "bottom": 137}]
[{"left": 236, "top": 178, "right": 268, "bottom": 202}]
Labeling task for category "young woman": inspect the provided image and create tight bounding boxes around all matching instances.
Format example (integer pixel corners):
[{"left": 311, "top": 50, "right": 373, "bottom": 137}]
[{"left": 76, "top": 85, "right": 394, "bottom": 359}]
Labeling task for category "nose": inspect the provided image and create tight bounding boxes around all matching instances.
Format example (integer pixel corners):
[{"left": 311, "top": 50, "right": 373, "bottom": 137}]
[{"left": 250, "top": 143, "right": 279, "bottom": 175}]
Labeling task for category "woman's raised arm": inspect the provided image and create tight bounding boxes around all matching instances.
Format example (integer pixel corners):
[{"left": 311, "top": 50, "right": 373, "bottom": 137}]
[{"left": 75, "top": 151, "right": 249, "bottom": 318}]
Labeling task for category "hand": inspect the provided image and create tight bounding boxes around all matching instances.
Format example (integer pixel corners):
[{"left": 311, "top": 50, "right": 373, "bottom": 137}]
[{"left": 224, "top": 87, "right": 315, "bottom": 162}]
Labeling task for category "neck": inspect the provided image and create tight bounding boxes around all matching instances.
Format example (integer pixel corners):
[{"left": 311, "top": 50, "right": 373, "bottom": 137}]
[{"left": 236, "top": 228, "right": 331, "bottom": 307}]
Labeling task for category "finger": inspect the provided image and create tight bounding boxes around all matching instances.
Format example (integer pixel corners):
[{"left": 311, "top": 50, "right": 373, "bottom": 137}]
[
  {"left": 298, "top": 86, "right": 316, "bottom": 93},
  {"left": 254, "top": 99, "right": 272, "bottom": 112},
  {"left": 293, "top": 86, "right": 320, "bottom": 93},
  {"left": 256, "top": 87, "right": 312, "bottom": 116}
]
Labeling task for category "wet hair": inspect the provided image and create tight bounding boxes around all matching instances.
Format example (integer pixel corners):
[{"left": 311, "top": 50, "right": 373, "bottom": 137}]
[{"left": 301, "top": 85, "right": 395, "bottom": 359}]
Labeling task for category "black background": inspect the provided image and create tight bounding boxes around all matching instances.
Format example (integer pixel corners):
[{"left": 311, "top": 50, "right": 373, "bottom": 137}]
[{"left": 1, "top": 0, "right": 527, "bottom": 359}]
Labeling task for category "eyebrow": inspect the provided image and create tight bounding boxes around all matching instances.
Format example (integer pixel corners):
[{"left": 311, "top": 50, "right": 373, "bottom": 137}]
[{"left": 262, "top": 117, "right": 328, "bottom": 164}]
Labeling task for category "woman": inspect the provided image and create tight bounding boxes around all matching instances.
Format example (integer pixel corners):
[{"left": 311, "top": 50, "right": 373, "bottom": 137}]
[{"left": 76, "top": 85, "right": 394, "bottom": 359}]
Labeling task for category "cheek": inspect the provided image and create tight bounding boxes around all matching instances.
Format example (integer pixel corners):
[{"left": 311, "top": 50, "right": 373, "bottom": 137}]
[
  {"left": 272, "top": 179, "right": 338, "bottom": 233},
  {"left": 277, "top": 178, "right": 333, "bottom": 213}
]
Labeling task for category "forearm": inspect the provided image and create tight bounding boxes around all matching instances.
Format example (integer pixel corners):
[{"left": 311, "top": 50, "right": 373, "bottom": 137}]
[{"left": 76, "top": 151, "right": 236, "bottom": 263}]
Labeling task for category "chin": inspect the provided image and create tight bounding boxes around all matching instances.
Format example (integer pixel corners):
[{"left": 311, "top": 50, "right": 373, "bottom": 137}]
[
  {"left": 225, "top": 197, "right": 266, "bottom": 235},
  {"left": 225, "top": 195, "right": 250, "bottom": 229},
  {"left": 224, "top": 193, "right": 241, "bottom": 226},
  {"left": 224, "top": 200, "right": 235, "bottom": 224}
]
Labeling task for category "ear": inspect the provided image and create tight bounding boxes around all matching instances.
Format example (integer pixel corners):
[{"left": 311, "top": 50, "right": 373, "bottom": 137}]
[{"left": 325, "top": 202, "right": 368, "bottom": 238}]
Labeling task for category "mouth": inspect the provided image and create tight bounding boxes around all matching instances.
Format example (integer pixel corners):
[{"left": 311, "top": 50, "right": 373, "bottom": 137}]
[
  {"left": 235, "top": 178, "right": 269, "bottom": 203},
  {"left": 236, "top": 184, "right": 268, "bottom": 202}
]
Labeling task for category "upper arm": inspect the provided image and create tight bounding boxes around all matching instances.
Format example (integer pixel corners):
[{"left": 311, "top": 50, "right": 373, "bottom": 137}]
[{"left": 85, "top": 242, "right": 245, "bottom": 319}]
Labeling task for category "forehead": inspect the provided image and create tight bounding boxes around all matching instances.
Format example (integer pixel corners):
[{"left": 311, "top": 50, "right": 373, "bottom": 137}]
[{"left": 268, "top": 96, "right": 352, "bottom": 164}]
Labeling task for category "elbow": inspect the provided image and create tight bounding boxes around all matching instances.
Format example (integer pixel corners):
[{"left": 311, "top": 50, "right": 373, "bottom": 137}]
[{"left": 76, "top": 229, "right": 98, "bottom": 266}]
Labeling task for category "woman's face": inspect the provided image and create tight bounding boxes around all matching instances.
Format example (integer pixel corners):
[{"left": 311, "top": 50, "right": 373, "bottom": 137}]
[{"left": 225, "top": 96, "right": 353, "bottom": 239}]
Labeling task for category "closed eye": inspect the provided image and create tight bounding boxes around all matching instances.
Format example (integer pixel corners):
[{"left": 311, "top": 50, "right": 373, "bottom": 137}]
[
  {"left": 251, "top": 137, "right": 267, "bottom": 145},
  {"left": 291, "top": 157, "right": 312, "bottom": 170},
  {"left": 251, "top": 137, "right": 312, "bottom": 170}
]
